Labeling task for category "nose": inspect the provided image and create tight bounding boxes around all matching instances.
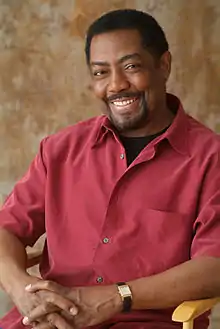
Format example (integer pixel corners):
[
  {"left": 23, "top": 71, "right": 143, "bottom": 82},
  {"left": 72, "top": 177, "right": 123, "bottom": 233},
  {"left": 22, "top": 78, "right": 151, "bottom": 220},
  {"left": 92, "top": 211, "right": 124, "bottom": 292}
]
[{"left": 108, "top": 69, "right": 130, "bottom": 94}]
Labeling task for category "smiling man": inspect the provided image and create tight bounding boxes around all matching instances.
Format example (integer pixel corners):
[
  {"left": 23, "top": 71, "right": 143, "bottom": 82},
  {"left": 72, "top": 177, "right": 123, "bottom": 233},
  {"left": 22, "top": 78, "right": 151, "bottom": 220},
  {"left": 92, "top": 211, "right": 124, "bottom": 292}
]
[
  {"left": 89, "top": 29, "right": 174, "bottom": 139},
  {"left": 0, "top": 9, "right": 220, "bottom": 329}
]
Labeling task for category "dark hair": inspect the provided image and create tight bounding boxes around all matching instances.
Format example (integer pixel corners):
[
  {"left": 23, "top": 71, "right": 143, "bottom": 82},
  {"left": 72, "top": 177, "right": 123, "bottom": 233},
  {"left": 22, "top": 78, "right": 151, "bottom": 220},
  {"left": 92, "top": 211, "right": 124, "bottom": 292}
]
[{"left": 85, "top": 9, "right": 169, "bottom": 64}]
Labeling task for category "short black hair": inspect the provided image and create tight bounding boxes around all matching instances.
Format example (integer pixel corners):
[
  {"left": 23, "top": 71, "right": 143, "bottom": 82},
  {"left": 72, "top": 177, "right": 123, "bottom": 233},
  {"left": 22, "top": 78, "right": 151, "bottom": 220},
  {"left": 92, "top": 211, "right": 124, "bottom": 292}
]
[{"left": 85, "top": 9, "right": 169, "bottom": 64}]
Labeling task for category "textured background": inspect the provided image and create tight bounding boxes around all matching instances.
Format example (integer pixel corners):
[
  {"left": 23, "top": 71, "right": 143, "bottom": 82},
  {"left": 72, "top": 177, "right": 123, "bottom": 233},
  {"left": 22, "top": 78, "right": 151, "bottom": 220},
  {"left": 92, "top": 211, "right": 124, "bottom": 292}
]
[
  {"left": 0, "top": 0, "right": 220, "bottom": 323},
  {"left": 0, "top": 0, "right": 220, "bottom": 194}
]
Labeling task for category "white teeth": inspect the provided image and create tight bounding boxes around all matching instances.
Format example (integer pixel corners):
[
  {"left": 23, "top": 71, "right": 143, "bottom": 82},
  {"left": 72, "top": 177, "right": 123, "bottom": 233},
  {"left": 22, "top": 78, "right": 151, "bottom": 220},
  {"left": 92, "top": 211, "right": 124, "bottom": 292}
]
[{"left": 113, "top": 99, "right": 136, "bottom": 106}]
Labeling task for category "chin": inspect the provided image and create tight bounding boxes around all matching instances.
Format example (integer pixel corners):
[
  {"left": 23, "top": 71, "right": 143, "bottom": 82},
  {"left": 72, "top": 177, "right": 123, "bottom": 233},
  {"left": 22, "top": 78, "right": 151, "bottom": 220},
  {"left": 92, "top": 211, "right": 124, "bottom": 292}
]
[
  {"left": 111, "top": 112, "right": 148, "bottom": 132},
  {"left": 112, "top": 119, "right": 144, "bottom": 133}
]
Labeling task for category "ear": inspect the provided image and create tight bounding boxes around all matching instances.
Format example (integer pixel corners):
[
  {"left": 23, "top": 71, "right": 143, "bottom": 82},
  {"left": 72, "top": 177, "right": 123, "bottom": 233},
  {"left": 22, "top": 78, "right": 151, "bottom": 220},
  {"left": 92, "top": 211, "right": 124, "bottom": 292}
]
[{"left": 160, "top": 51, "right": 172, "bottom": 82}]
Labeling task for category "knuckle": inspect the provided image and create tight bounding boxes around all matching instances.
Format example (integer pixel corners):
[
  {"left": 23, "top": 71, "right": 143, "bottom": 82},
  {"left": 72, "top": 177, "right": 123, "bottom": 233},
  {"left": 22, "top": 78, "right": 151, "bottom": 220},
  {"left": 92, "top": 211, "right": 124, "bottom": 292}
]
[
  {"left": 44, "top": 280, "right": 52, "bottom": 288},
  {"left": 45, "top": 294, "right": 54, "bottom": 303},
  {"left": 58, "top": 299, "right": 70, "bottom": 311},
  {"left": 25, "top": 310, "right": 32, "bottom": 320},
  {"left": 50, "top": 292, "right": 59, "bottom": 302},
  {"left": 43, "top": 302, "right": 52, "bottom": 313},
  {"left": 47, "top": 312, "right": 57, "bottom": 323},
  {"left": 37, "top": 321, "right": 51, "bottom": 329}
]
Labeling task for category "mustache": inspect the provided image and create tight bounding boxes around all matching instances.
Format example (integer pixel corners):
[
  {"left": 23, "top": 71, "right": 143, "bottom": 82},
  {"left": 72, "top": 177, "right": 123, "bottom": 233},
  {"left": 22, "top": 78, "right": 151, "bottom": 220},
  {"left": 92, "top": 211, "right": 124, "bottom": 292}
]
[{"left": 107, "top": 91, "right": 144, "bottom": 103}]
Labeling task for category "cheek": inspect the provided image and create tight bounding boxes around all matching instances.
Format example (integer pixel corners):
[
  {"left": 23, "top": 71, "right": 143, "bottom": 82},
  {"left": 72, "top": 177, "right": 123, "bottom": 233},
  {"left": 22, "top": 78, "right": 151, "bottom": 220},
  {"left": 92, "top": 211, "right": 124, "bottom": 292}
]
[
  {"left": 130, "top": 73, "right": 151, "bottom": 92},
  {"left": 130, "top": 74, "right": 159, "bottom": 109},
  {"left": 134, "top": 72, "right": 162, "bottom": 101},
  {"left": 92, "top": 81, "right": 107, "bottom": 99}
]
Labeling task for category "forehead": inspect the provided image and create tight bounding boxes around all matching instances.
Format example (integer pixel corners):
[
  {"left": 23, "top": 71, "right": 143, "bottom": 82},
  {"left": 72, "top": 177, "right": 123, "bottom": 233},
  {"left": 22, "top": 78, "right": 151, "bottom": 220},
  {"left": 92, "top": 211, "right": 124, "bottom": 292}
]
[{"left": 90, "top": 29, "right": 149, "bottom": 64}]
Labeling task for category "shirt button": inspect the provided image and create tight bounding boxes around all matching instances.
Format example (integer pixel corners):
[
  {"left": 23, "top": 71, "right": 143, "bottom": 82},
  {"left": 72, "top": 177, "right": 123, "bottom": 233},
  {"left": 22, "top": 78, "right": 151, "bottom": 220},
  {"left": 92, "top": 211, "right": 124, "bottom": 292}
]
[
  {"left": 103, "top": 237, "right": 109, "bottom": 244},
  {"left": 120, "top": 153, "right": 125, "bottom": 160},
  {"left": 96, "top": 276, "right": 103, "bottom": 283}
]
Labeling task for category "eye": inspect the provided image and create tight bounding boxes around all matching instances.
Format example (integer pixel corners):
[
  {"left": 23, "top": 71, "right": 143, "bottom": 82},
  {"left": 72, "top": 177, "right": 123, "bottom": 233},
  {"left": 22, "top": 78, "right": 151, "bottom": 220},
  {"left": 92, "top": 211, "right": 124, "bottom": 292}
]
[
  {"left": 125, "top": 63, "right": 141, "bottom": 71},
  {"left": 93, "top": 70, "right": 108, "bottom": 77}
]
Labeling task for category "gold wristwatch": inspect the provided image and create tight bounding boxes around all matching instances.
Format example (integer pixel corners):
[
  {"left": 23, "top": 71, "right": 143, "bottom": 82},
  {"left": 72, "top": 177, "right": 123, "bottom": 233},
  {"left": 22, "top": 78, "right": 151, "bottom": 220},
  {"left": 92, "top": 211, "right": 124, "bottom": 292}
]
[{"left": 116, "top": 282, "right": 132, "bottom": 312}]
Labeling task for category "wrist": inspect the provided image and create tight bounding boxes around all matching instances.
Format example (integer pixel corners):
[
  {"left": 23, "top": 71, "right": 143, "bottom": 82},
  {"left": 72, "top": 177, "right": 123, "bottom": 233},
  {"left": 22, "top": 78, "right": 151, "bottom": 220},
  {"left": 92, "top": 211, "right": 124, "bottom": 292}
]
[
  {"left": 116, "top": 282, "right": 133, "bottom": 313},
  {"left": 103, "top": 285, "right": 123, "bottom": 314},
  {"left": 1, "top": 267, "right": 30, "bottom": 297},
  {"left": 113, "top": 285, "right": 124, "bottom": 313}
]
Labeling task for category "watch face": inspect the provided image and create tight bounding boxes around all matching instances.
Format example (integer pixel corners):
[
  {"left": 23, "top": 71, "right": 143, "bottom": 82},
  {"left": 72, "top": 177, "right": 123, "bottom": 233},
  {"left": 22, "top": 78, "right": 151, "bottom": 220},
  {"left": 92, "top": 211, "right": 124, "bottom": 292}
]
[
  {"left": 117, "top": 284, "right": 132, "bottom": 313},
  {"left": 120, "top": 285, "right": 132, "bottom": 297}
]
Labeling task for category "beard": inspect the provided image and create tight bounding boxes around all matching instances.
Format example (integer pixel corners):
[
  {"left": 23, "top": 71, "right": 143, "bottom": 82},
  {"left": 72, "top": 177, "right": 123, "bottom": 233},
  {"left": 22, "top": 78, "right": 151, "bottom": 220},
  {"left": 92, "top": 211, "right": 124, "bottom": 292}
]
[{"left": 105, "top": 92, "right": 149, "bottom": 133}]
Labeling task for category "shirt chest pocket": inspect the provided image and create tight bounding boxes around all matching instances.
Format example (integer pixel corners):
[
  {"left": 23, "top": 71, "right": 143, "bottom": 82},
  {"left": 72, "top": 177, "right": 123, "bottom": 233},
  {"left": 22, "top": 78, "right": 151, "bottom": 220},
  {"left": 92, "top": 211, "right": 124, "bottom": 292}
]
[{"left": 111, "top": 209, "right": 194, "bottom": 278}]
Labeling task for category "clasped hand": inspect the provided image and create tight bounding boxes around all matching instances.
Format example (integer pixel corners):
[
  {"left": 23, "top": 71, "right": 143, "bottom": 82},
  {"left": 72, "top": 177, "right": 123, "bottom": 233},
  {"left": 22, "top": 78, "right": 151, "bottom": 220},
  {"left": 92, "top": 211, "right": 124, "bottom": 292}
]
[{"left": 22, "top": 280, "right": 122, "bottom": 329}]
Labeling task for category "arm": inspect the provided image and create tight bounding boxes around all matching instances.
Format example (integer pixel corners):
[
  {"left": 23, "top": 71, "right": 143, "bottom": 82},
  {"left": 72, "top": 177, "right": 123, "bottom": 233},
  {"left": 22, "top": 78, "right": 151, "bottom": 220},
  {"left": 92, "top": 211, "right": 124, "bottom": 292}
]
[
  {"left": 22, "top": 258, "right": 220, "bottom": 329},
  {"left": 0, "top": 139, "right": 47, "bottom": 292},
  {"left": 23, "top": 257, "right": 220, "bottom": 329},
  {"left": 0, "top": 228, "right": 30, "bottom": 295},
  {"left": 129, "top": 257, "right": 220, "bottom": 310},
  {"left": 0, "top": 140, "right": 77, "bottom": 327},
  {"left": 0, "top": 140, "right": 48, "bottom": 315}
]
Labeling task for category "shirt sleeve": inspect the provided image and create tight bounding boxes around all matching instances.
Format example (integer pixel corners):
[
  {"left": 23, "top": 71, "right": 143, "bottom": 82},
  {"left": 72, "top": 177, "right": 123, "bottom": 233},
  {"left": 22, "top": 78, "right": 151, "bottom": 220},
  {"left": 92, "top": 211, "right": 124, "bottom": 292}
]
[
  {"left": 0, "top": 138, "right": 48, "bottom": 247},
  {"left": 191, "top": 149, "right": 220, "bottom": 258}
]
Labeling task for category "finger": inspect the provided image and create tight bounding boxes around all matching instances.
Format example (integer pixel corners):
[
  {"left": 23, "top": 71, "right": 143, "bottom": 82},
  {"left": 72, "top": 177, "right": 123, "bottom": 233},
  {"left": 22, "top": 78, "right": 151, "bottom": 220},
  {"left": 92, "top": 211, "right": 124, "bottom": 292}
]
[
  {"left": 22, "top": 302, "right": 57, "bottom": 325},
  {"left": 22, "top": 294, "right": 77, "bottom": 325},
  {"left": 43, "top": 291, "right": 78, "bottom": 316},
  {"left": 25, "top": 280, "right": 64, "bottom": 294},
  {"left": 31, "top": 319, "right": 55, "bottom": 329},
  {"left": 47, "top": 313, "right": 74, "bottom": 329}
]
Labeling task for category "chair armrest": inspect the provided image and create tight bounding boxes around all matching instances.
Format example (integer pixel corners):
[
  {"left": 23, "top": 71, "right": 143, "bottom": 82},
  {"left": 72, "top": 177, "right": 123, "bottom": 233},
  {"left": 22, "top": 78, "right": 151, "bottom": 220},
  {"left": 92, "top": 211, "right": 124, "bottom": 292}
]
[
  {"left": 172, "top": 298, "right": 220, "bottom": 323},
  {"left": 26, "top": 249, "right": 42, "bottom": 268}
]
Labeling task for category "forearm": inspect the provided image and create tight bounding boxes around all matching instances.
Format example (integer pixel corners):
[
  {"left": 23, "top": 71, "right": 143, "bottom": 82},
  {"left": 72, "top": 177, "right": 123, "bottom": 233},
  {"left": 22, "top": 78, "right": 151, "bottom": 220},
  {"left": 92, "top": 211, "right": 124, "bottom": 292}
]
[
  {"left": 0, "top": 228, "right": 30, "bottom": 295},
  {"left": 128, "top": 257, "right": 220, "bottom": 310}
]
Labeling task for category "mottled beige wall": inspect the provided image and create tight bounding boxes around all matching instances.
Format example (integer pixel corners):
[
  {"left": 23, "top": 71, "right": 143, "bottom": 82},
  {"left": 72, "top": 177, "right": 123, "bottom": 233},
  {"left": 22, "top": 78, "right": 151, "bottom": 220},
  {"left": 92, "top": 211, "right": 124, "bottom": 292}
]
[{"left": 0, "top": 0, "right": 220, "bottom": 193}]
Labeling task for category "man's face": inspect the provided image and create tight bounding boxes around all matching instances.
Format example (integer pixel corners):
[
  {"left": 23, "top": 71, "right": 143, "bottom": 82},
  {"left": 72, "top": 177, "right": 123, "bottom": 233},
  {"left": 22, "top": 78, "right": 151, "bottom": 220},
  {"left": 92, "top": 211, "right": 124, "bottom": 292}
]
[{"left": 89, "top": 29, "right": 170, "bottom": 134}]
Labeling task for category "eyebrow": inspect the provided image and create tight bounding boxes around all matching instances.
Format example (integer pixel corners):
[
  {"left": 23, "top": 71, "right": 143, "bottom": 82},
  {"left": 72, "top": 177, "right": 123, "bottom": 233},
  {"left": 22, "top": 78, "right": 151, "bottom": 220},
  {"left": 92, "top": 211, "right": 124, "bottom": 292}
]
[{"left": 90, "top": 53, "right": 141, "bottom": 67}]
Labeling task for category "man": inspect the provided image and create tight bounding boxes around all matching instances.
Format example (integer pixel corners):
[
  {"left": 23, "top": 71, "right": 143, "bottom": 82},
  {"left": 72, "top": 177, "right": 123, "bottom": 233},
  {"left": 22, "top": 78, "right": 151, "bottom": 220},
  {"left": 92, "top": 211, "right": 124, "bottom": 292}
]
[{"left": 0, "top": 8, "right": 220, "bottom": 329}]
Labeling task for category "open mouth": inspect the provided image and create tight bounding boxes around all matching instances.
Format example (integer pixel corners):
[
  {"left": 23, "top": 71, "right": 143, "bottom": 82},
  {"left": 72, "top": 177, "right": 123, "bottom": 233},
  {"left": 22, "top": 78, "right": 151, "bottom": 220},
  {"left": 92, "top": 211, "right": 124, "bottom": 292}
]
[
  {"left": 111, "top": 97, "right": 138, "bottom": 107},
  {"left": 110, "top": 97, "right": 141, "bottom": 112}
]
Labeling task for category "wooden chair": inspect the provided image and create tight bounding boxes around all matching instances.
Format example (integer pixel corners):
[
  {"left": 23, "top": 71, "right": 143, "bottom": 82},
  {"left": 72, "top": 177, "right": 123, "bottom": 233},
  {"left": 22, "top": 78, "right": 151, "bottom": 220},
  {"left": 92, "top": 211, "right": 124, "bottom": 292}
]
[{"left": 172, "top": 298, "right": 220, "bottom": 329}]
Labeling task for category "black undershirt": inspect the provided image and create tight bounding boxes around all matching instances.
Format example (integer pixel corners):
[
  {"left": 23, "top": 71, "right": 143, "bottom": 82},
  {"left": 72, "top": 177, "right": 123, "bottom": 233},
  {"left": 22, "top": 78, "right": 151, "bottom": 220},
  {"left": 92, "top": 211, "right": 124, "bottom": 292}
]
[{"left": 119, "top": 126, "right": 168, "bottom": 167}]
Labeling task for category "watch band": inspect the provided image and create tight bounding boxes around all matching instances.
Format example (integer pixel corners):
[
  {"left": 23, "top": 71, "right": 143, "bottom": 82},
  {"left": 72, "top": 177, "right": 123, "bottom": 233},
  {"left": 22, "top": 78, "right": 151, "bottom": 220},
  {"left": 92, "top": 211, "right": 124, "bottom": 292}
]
[{"left": 116, "top": 282, "right": 132, "bottom": 313}]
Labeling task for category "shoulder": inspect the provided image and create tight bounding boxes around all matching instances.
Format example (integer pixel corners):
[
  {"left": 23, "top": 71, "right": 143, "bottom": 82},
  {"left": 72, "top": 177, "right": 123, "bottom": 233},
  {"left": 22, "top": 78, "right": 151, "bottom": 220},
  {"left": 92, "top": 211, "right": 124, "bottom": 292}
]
[
  {"left": 187, "top": 114, "right": 220, "bottom": 161},
  {"left": 41, "top": 116, "right": 105, "bottom": 158}
]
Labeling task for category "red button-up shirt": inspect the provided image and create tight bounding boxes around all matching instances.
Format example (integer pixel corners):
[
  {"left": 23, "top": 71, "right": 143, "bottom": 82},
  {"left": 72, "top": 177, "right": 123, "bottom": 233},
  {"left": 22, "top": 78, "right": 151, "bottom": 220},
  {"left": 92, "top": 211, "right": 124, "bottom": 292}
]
[{"left": 1, "top": 94, "right": 220, "bottom": 329}]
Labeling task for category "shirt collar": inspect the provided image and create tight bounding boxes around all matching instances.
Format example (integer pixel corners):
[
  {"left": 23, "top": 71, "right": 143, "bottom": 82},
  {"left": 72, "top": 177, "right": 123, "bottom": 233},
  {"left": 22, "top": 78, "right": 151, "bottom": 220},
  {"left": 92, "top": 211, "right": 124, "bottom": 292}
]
[
  {"left": 92, "top": 115, "right": 117, "bottom": 148},
  {"left": 162, "top": 93, "right": 190, "bottom": 156},
  {"left": 92, "top": 93, "right": 190, "bottom": 156}
]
